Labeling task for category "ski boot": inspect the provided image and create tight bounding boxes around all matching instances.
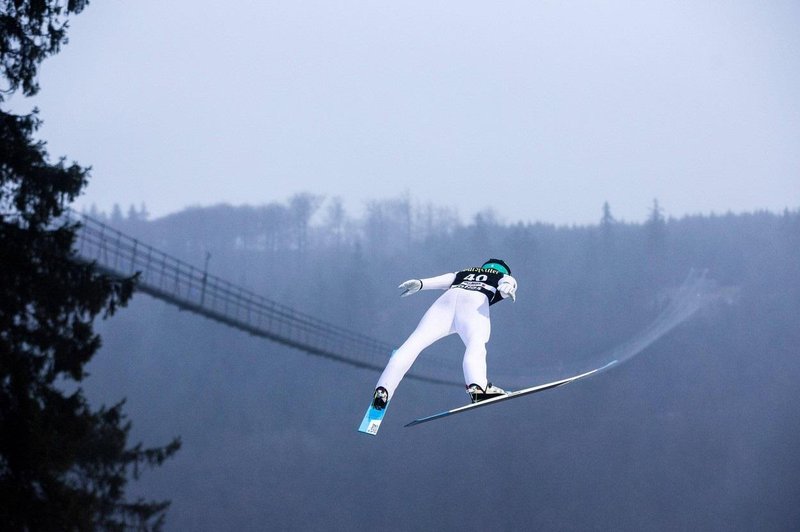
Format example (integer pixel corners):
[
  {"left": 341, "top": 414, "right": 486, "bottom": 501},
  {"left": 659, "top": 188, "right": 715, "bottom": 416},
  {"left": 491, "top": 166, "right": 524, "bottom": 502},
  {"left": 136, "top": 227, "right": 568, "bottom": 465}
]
[
  {"left": 372, "top": 386, "right": 389, "bottom": 411},
  {"left": 466, "top": 382, "right": 507, "bottom": 404}
]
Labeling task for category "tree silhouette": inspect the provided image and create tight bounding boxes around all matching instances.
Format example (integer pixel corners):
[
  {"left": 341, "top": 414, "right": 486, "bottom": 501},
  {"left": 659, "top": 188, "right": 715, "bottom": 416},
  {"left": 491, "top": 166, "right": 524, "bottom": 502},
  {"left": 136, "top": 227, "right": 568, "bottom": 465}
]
[
  {"left": 288, "top": 192, "right": 323, "bottom": 253},
  {"left": 600, "top": 201, "right": 616, "bottom": 255},
  {"left": 645, "top": 198, "right": 666, "bottom": 245},
  {"left": 600, "top": 201, "right": 615, "bottom": 230},
  {"left": 1, "top": 2, "right": 179, "bottom": 529}
]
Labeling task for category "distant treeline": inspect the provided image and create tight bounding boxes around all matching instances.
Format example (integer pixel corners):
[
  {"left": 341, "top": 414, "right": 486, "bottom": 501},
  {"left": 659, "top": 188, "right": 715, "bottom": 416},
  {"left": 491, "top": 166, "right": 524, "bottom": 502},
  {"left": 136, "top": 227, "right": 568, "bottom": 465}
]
[
  {"left": 86, "top": 194, "right": 798, "bottom": 262},
  {"left": 90, "top": 195, "right": 799, "bottom": 375}
]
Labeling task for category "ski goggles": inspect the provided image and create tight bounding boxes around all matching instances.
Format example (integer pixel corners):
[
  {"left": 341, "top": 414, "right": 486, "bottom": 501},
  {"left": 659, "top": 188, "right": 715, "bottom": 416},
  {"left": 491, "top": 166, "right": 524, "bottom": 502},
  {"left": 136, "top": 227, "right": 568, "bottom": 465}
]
[{"left": 482, "top": 262, "right": 509, "bottom": 275}]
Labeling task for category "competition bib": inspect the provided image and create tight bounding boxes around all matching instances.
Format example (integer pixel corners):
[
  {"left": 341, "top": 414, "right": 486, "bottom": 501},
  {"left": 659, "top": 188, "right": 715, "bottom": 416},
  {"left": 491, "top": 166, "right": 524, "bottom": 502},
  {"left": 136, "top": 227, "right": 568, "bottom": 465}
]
[{"left": 450, "top": 268, "right": 506, "bottom": 305}]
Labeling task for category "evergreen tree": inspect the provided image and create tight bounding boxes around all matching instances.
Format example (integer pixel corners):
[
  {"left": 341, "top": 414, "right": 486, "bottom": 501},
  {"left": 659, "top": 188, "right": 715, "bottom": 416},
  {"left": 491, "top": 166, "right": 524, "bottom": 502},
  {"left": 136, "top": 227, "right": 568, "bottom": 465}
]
[
  {"left": 644, "top": 198, "right": 668, "bottom": 283},
  {"left": 1, "top": 2, "right": 179, "bottom": 529},
  {"left": 600, "top": 201, "right": 616, "bottom": 254},
  {"left": 645, "top": 198, "right": 666, "bottom": 246},
  {"left": 600, "top": 201, "right": 615, "bottom": 229}
]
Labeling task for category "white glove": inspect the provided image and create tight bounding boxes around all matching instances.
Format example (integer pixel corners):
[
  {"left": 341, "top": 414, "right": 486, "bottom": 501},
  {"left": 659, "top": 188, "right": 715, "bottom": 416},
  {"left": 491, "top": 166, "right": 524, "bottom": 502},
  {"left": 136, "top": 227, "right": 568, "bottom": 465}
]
[
  {"left": 498, "top": 278, "right": 517, "bottom": 302},
  {"left": 398, "top": 279, "right": 422, "bottom": 297}
]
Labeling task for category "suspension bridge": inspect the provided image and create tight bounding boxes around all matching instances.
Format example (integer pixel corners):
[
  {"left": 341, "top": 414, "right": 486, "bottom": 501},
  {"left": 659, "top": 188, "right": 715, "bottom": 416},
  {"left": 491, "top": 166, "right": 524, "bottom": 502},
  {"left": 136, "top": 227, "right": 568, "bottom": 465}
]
[{"left": 68, "top": 210, "right": 453, "bottom": 386}]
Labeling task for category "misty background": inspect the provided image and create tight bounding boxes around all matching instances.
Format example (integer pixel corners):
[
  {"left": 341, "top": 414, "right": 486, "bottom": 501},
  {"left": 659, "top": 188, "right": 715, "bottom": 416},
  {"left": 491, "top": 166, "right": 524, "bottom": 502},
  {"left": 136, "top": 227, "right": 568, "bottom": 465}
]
[
  {"left": 81, "top": 199, "right": 799, "bottom": 530},
  {"left": 8, "top": 0, "right": 800, "bottom": 224},
  {"left": 7, "top": 0, "right": 798, "bottom": 529}
]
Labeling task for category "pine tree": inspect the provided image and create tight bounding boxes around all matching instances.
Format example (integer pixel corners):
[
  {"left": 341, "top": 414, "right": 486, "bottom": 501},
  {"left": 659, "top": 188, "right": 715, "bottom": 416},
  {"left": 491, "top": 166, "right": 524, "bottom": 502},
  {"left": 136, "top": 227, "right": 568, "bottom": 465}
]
[
  {"left": 645, "top": 198, "right": 667, "bottom": 251},
  {"left": 1, "top": 2, "right": 179, "bottom": 529}
]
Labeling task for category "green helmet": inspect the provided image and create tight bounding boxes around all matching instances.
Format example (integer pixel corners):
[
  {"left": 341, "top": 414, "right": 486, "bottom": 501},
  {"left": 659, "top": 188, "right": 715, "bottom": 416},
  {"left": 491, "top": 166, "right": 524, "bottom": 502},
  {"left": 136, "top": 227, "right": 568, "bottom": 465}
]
[{"left": 482, "top": 258, "right": 510, "bottom": 275}]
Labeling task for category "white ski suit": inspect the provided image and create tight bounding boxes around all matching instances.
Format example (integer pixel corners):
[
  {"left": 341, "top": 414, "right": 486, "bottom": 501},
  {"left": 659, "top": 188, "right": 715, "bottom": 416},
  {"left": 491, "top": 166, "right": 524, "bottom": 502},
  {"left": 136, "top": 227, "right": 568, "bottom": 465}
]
[{"left": 376, "top": 268, "right": 517, "bottom": 399}]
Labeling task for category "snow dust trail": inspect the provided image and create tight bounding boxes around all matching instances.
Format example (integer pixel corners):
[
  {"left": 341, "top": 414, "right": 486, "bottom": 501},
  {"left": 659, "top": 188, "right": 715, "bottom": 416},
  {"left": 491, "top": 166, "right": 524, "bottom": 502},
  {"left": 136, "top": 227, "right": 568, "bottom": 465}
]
[
  {"left": 496, "top": 269, "right": 731, "bottom": 388},
  {"left": 601, "top": 268, "right": 726, "bottom": 367}
]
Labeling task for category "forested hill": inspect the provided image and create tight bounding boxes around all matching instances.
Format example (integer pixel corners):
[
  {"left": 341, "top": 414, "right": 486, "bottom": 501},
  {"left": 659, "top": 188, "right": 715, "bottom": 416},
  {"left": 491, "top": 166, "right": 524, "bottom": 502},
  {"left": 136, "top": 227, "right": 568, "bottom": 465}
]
[
  {"left": 86, "top": 197, "right": 800, "bottom": 530},
  {"left": 93, "top": 198, "right": 798, "bottom": 373}
]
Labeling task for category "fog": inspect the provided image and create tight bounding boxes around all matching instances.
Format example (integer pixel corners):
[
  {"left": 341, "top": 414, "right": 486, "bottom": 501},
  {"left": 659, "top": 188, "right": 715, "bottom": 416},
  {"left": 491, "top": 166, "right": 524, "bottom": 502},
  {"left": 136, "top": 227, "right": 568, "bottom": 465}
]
[
  {"left": 9, "top": 1, "right": 800, "bottom": 224},
  {"left": 80, "top": 202, "right": 800, "bottom": 531},
  {"left": 9, "top": 1, "right": 798, "bottom": 528}
]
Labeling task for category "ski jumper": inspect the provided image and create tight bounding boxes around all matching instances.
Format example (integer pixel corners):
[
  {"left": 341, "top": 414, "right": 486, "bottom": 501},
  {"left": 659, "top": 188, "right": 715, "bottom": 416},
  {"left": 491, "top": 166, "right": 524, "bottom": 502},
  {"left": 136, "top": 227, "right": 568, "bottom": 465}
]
[{"left": 376, "top": 268, "right": 517, "bottom": 399}]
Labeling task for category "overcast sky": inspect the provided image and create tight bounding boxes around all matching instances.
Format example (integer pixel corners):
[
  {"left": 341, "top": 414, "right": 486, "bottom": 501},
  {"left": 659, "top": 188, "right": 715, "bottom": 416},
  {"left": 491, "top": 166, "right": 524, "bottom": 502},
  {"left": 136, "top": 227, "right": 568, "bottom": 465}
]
[{"left": 9, "top": 0, "right": 800, "bottom": 225}]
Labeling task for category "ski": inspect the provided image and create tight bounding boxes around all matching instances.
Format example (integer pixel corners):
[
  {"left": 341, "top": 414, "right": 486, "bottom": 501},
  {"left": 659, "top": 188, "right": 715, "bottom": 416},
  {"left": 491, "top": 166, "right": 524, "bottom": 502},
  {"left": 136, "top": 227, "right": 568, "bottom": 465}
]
[
  {"left": 359, "top": 349, "right": 397, "bottom": 436},
  {"left": 358, "top": 400, "right": 390, "bottom": 436},
  {"left": 405, "top": 360, "right": 618, "bottom": 428}
]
